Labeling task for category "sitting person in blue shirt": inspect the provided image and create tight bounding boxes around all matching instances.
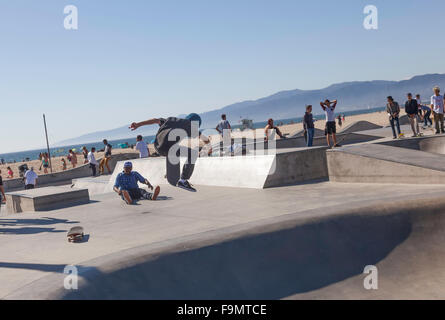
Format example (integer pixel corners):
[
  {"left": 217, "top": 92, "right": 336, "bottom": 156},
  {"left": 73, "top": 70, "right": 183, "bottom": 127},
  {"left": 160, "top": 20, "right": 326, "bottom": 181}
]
[{"left": 113, "top": 161, "right": 160, "bottom": 204}]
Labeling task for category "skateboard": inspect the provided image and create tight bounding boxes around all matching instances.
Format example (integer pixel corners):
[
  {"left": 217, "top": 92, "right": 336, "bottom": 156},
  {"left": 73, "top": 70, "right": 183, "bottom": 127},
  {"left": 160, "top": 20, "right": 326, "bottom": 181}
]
[{"left": 67, "top": 226, "right": 84, "bottom": 243}]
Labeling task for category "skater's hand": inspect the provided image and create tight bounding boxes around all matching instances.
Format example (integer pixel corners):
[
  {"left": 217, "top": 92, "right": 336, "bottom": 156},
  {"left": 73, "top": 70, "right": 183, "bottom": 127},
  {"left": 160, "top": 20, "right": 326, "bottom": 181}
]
[{"left": 129, "top": 122, "right": 140, "bottom": 131}]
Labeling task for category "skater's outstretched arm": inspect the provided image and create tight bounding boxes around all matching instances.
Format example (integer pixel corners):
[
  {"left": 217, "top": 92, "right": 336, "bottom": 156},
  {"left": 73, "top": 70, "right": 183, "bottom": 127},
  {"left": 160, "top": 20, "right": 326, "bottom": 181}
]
[{"left": 129, "top": 118, "right": 161, "bottom": 131}]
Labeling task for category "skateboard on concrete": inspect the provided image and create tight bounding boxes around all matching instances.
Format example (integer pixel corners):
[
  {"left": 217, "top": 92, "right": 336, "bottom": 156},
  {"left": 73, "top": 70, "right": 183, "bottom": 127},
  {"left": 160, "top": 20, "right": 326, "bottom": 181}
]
[{"left": 67, "top": 226, "right": 84, "bottom": 243}]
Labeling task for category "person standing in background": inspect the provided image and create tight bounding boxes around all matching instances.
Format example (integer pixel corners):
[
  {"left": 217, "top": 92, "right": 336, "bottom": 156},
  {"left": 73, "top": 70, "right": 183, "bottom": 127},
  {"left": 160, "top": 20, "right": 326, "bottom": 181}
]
[
  {"left": 417, "top": 94, "right": 432, "bottom": 128},
  {"left": 320, "top": 99, "right": 340, "bottom": 148},
  {"left": 88, "top": 147, "right": 98, "bottom": 177},
  {"left": 69, "top": 150, "right": 78, "bottom": 168},
  {"left": 61, "top": 158, "right": 67, "bottom": 171},
  {"left": 304, "top": 105, "right": 315, "bottom": 147},
  {"left": 405, "top": 93, "right": 420, "bottom": 137},
  {"left": 387, "top": 96, "right": 401, "bottom": 139},
  {"left": 431, "top": 86, "right": 445, "bottom": 134},
  {"left": 135, "top": 135, "right": 150, "bottom": 158},
  {"left": 0, "top": 170, "right": 6, "bottom": 204},
  {"left": 99, "top": 139, "right": 112, "bottom": 174},
  {"left": 82, "top": 146, "right": 89, "bottom": 164},
  {"left": 24, "top": 167, "right": 38, "bottom": 190}
]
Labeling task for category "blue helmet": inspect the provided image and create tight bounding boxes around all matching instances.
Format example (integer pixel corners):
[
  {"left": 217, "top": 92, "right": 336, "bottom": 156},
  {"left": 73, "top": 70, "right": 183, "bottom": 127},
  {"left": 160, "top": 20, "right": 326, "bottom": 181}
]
[{"left": 186, "top": 113, "right": 202, "bottom": 127}]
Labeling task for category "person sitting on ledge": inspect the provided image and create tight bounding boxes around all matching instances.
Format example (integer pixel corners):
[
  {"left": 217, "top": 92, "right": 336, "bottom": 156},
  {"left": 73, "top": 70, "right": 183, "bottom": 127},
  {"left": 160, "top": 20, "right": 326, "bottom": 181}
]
[{"left": 113, "top": 161, "right": 160, "bottom": 205}]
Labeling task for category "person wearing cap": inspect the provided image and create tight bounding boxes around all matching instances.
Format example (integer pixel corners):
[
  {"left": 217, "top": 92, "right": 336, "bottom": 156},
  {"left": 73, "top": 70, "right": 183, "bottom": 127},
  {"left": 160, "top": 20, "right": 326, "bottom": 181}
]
[
  {"left": 129, "top": 113, "right": 211, "bottom": 192},
  {"left": 24, "top": 167, "right": 38, "bottom": 190},
  {"left": 405, "top": 93, "right": 420, "bottom": 137},
  {"left": 113, "top": 161, "right": 160, "bottom": 204},
  {"left": 431, "top": 86, "right": 445, "bottom": 134}
]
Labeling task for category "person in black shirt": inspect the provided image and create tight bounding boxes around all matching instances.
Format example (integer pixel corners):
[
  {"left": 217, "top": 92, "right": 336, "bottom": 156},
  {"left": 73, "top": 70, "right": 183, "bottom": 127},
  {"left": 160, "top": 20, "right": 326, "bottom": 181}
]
[
  {"left": 129, "top": 113, "right": 211, "bottom": 192},
  {"left": 303, "top": 105, "right": 315, "bottom": 147},
  {"left": 405, "top": 93, "right": 420, "bottom": 137}
]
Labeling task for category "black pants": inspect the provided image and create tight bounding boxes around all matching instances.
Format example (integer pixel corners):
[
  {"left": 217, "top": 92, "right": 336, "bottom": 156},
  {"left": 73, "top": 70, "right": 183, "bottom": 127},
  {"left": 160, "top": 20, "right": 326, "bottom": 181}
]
[
  {"left": 121, "top": 188, "right": 152, "bottom": 201},
  {"left": 90, "top": 164, "right": 97, "bottom": 176},
  {"left": 164, "top": 145, "right": 197, "bottom": 185},
  {"left": 424, "top": 110, "right": 432, "bottom": 126},
  {"left": 25, "top": 184, "right": 35, "bottom": 190}
]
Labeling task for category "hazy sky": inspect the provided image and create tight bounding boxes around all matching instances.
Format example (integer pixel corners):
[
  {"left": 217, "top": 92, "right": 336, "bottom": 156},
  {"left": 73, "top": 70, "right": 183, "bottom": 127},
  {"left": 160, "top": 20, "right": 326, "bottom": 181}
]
[{"left": 1, "top": 0, "right": 444, "bottom": 153}]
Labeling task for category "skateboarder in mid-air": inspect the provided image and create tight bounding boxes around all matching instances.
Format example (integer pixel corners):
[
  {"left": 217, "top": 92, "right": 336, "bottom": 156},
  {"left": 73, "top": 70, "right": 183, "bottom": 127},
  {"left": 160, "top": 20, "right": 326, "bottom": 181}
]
[
  {"left": 113, "top": 161, "right": 160, "bottom": 204},
  {"left": 129, "top": 113, "right": 211, "bottom": 192}
]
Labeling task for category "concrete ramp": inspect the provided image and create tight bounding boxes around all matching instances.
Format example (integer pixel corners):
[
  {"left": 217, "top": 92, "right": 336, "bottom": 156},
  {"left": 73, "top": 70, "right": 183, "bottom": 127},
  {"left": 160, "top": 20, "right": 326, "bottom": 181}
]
[
  {"left": 327, "top": 144, "right": 445, "bottom": 184},
  {"left": 340, "top": 121, "right": 382, "bottom": 134},
  {"left": 289, "top": 128, "right": 325, "bottom": 138},
  {"left": 103, "top": 148, "right": 329, "bottom": 191}
]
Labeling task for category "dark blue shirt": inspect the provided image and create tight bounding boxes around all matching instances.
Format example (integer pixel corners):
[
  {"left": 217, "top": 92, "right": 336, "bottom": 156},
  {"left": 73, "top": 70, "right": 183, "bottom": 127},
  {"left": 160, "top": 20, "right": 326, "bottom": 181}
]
[{"left": 114, "top": 171, "right": 146, "bottom": 190}]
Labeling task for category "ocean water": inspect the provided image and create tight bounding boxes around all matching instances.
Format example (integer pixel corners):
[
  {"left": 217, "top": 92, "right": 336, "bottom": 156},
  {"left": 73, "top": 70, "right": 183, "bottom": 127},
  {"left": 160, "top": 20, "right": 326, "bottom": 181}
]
[
  {"left": 0, "top": 107, "right": 385, "bottom": 163},
  {"left": 0, "top": 136, "right": 156, "bottom": 164}
]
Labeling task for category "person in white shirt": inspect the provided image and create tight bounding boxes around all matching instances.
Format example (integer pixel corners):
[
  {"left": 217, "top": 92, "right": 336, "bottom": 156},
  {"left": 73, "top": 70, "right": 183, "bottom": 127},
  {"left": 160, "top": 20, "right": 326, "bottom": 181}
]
[
  {"left": 135, "top": 135, "right": 150, "bottom": 158},
  {"left": 320, "top": 99, "right": 340, "bottom": 148},
  {"left": 24, "top": 167, "right": 38, "bottom": 190},
  {"left": 88, "top": 147, "right": 99, "bottom": 176},
  {"left": 430, "top": 86, "right": 445, "bottom": 134}
]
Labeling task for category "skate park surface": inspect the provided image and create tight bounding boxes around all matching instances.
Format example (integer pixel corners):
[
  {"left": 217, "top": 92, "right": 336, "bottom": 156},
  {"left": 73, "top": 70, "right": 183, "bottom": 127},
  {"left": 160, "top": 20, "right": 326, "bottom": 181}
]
[{"left": 4, "top": 122, "right": 445, "bottom": 299}]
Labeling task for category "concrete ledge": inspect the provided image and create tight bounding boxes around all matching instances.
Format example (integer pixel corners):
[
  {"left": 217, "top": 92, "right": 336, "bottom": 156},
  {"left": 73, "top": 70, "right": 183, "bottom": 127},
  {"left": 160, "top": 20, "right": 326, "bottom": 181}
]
[
  {"left": 5, "top": 186, "right": 90, "bottom": 213},
  {"left": 327, "top": 143, "right": 445, "bottom": 184},
  {"left": 105, "top": 148, "right": 330, "bottom": 191}
]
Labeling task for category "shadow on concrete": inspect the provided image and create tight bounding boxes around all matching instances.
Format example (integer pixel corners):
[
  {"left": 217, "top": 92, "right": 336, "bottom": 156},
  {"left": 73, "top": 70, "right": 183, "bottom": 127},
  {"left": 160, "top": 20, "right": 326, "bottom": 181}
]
[
  {"left": 0, "top": 262, "right": 71, "bottom": 273},
  {"left": 0, "top": 227, "right": 66, "bottom": 235},
  {"left": 39, "top": 200, "right": 100, "bottom": 212},
  {"left": 61, "top": 211, "right": 412, "bottom": 300},
  {"left": 0, "top": 217, "right": 80, "bottom": 227}
]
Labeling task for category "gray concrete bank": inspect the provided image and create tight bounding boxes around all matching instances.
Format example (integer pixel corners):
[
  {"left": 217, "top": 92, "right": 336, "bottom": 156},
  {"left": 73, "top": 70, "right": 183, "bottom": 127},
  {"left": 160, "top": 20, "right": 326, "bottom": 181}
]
[{"left": 5, "top": 186, "right": 90, "bottom": 213}]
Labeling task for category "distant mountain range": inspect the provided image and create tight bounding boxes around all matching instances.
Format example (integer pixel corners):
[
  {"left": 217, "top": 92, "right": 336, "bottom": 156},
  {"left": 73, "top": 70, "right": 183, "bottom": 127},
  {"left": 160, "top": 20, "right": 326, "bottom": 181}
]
[{"left": 55, "top": 73, "right": 445, "bottom": 146}]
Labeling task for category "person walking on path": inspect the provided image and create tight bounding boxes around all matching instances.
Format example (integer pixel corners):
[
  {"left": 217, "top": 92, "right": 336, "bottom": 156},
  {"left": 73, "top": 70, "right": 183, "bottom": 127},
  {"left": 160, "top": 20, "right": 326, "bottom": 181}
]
[
  {"left": 303, "top": 105, "right": 315, "bottom": 147},
  {"left": 320, "top": 99, "right": 340, "bottom": 148},
  {"left": 387, "top": 96, "right": 402, "bottom": 139},
  {"left": 88, "top": 147, "right": 99, "bottom": 177},
  {"left": 431, "top": 86, "right": 445, "bottom": 134},
  {"left": 99, "top": 139, "right": 112, "bottom": 174},
  {"left": 405, "top": 93, "right": 420, "bottom": 137}
]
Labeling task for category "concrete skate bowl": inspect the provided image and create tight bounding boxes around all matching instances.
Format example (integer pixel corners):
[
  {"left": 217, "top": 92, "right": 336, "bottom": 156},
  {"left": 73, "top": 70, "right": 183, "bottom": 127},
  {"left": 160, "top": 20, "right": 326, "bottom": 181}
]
[
  {"left": 48, "top": 196, "right": 445, "bottom": 300},
  {"left": 340, "top": 121, "right": 383, "bottom": 134},
  {"left": 289, "top": 128, "right": 325, "bottom": 139},
  {"left": 379, "top": 135, "right": 445, "bottom": 154}
]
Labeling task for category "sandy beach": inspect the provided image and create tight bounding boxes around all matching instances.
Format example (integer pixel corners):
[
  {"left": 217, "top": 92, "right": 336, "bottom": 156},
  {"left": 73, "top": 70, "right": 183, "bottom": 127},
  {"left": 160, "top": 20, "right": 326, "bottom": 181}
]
[{"left": 0, "top": 110, "right": 393, "bottom": 181}]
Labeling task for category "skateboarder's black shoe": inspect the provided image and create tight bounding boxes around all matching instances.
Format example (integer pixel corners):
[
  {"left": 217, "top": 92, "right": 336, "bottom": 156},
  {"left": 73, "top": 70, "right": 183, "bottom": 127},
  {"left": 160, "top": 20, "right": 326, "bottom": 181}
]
[{"left": 177, "top": 180, "right": 197, "bottom": 192}]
